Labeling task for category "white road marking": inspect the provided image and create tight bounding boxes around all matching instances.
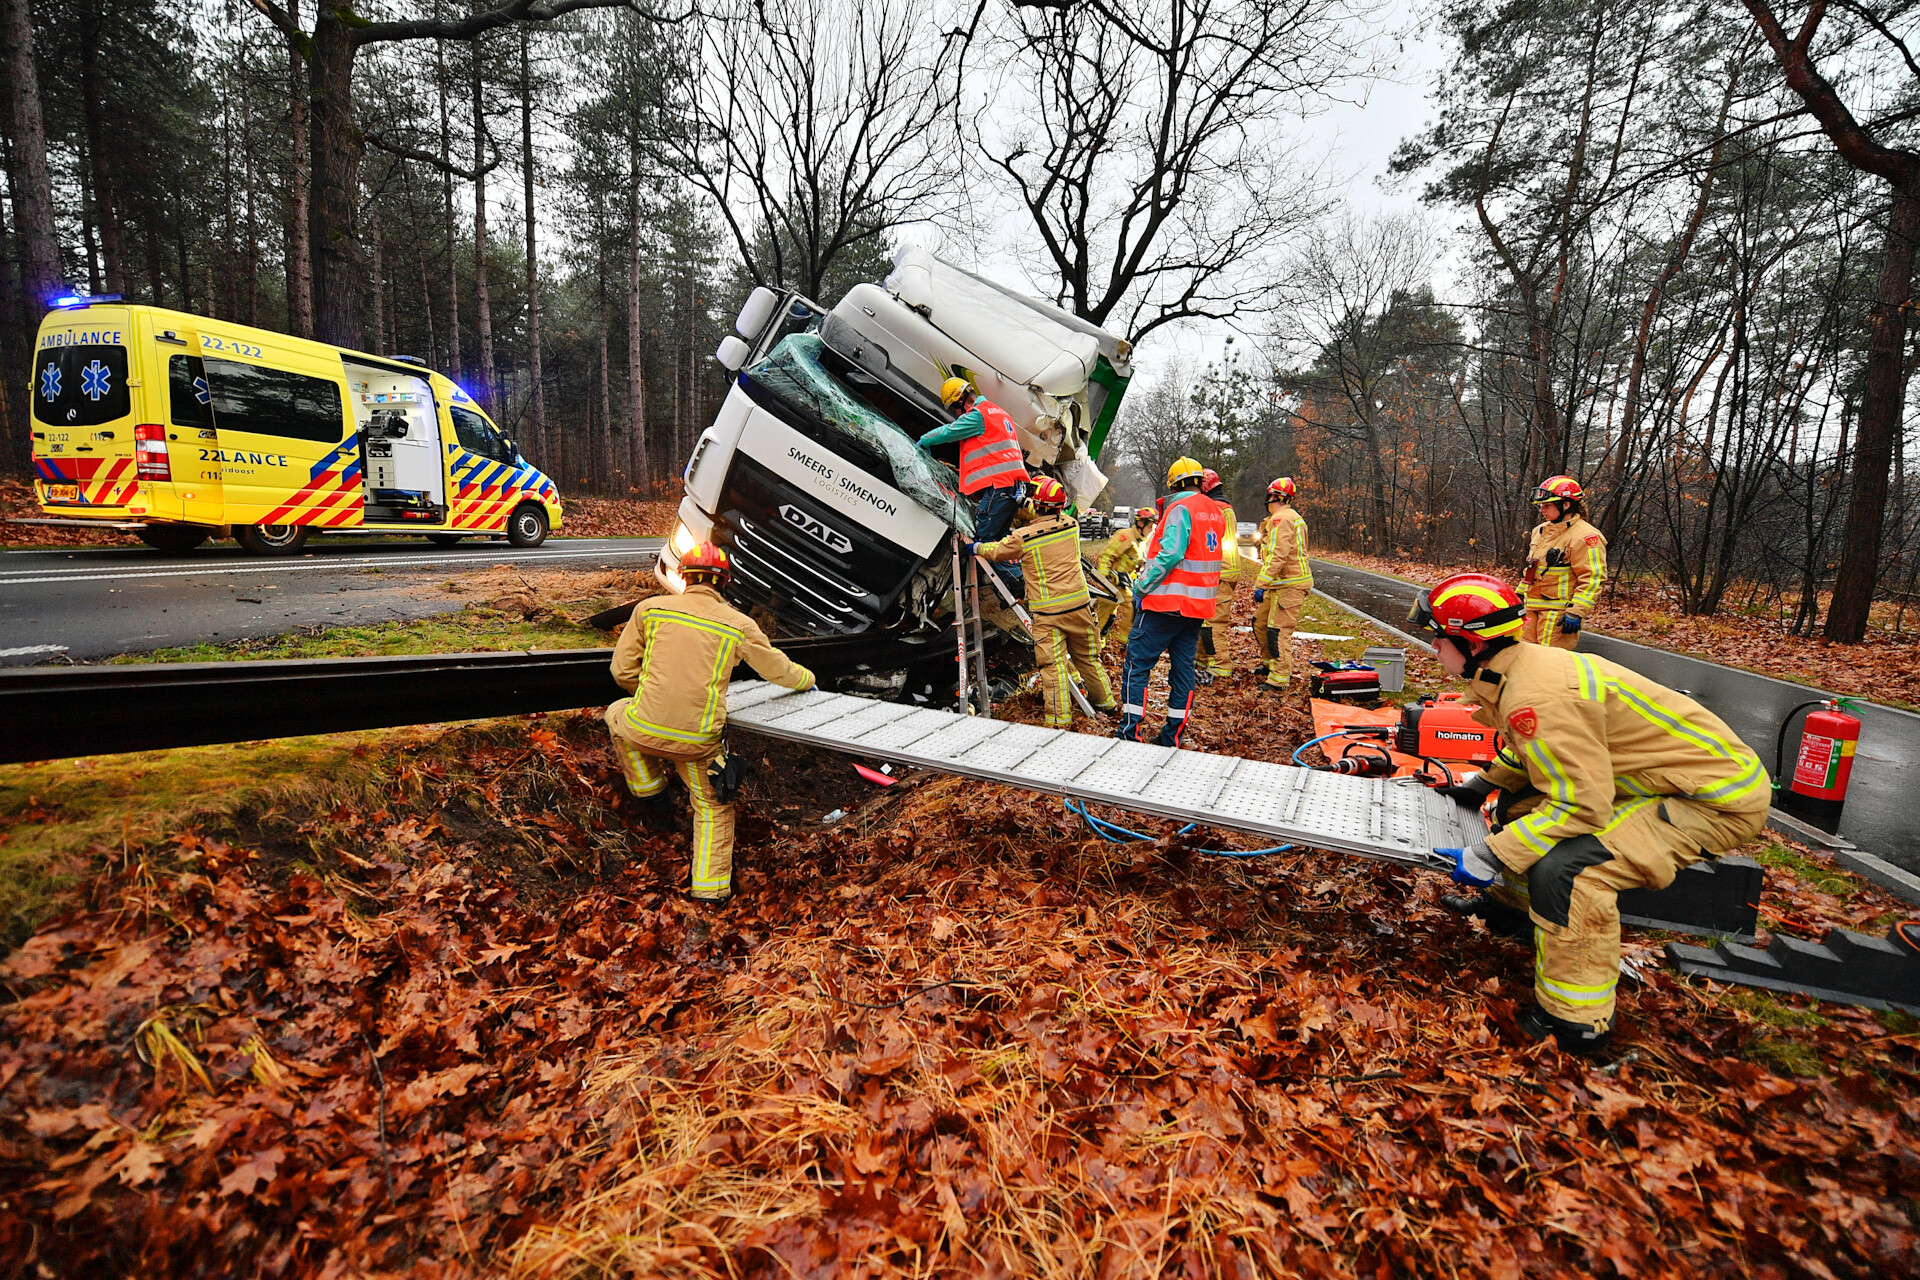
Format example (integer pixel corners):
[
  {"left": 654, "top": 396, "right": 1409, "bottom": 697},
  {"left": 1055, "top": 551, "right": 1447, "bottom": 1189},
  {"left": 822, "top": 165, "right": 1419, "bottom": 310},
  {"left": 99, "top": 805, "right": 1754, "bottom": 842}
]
[
  {"left": 0, "top": 542, "right": 662, "bottom": 587},
  {"left": 0, "top": 644, "right": 69, "bottom": 657}
]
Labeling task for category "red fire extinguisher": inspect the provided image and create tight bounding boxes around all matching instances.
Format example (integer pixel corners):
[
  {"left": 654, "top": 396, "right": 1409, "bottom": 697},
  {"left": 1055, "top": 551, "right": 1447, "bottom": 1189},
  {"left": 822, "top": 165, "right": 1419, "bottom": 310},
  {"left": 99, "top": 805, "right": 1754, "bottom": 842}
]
[{"left": 1777, "top": 698, "right": 1862, "bottom": 820}]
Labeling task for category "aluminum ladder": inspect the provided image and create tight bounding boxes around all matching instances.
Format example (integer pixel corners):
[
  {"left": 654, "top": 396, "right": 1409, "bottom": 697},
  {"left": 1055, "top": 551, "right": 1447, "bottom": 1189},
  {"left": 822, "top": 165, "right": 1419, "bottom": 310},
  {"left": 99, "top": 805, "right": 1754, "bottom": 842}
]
[
  {"left": 726, "top": 679, "right": 1484, "bottom": 868},
  {"left": 950, "top": 536, "right": 1095, "bottom": 720}
]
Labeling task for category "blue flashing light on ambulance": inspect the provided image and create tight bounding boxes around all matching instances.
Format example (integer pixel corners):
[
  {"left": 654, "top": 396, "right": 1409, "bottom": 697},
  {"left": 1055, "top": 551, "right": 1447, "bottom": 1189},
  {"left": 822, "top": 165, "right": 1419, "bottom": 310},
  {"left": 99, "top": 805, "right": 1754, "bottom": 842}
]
[{"left": 24, "top": 298, "right": 561, "bottom": 555}]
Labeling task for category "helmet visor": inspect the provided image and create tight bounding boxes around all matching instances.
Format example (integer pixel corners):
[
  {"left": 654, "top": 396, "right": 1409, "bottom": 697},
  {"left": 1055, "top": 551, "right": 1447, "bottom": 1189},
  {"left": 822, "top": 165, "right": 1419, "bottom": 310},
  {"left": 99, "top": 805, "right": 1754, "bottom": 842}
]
[{"left": 1408, "top": 590, "right": 1437, "bottom": 633}]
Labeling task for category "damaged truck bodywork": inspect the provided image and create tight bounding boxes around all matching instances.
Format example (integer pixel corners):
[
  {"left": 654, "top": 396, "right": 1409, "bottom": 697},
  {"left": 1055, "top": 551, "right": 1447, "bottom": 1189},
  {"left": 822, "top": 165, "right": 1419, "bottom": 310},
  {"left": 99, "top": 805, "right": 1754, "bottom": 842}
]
[{"left": 660, "top": 249, "right": 1133, "bottom": 640}]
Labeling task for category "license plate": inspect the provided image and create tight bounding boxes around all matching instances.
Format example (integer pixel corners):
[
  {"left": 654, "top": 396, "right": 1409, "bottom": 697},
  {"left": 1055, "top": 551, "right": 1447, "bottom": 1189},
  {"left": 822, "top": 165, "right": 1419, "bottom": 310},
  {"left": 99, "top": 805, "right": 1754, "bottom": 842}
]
[{"left": 45, "top": 484, "right": 80, "bottom": 503}]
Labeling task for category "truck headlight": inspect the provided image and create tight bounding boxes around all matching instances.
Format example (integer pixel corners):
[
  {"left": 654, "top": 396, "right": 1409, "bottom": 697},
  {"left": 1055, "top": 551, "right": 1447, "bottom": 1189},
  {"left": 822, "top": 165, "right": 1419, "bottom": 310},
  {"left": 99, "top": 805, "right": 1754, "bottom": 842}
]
[{"left": 671, "top": 523, "right": 698, "bottom": 556}]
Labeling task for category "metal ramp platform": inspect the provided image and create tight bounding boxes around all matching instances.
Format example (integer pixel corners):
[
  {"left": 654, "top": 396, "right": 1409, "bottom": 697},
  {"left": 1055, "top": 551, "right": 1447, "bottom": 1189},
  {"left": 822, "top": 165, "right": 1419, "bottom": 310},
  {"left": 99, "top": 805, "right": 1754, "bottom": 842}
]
[{"left": 726, "top": 681, "right": 1485, "bottom": 867}]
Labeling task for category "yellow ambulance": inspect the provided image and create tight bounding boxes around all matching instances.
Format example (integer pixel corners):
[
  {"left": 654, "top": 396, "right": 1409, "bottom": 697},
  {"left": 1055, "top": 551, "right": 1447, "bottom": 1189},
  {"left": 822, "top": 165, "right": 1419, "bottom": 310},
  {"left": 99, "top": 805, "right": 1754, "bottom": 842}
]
[{"left": 25, "top": 297, "right": 563, "bottom": 554}]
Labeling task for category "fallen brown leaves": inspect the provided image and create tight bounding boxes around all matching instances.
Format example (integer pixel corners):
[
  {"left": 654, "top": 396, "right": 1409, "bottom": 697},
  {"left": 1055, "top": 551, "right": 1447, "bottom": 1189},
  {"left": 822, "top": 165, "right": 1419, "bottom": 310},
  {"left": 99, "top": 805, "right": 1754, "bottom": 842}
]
[
  {"left": 1319, "top": 551, "right": 1920, "bottom": 709},
  {"left": 553, "top": 495, "right": 678, "bottom": 540},
  {"left": 1, "top": 627, "right": 1917, "bottom": 1278}
]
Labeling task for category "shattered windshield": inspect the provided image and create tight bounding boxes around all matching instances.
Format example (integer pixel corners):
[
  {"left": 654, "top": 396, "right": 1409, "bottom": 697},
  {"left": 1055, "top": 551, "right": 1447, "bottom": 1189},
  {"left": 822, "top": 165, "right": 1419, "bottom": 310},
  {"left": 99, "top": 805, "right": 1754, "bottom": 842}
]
[{"left": 743, "top": 333, "right": 973, "bottom": 535}]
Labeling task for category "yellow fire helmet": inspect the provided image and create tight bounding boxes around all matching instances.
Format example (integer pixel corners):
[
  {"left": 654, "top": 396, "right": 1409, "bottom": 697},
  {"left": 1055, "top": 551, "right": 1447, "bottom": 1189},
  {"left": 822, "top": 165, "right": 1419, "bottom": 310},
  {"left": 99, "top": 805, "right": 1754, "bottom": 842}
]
[
  {"left": 1165, "top": 456, "right": 1205, "bottom": 488},
  {"left": 939, "top": 376, "right": 973, "bottom": 409}
]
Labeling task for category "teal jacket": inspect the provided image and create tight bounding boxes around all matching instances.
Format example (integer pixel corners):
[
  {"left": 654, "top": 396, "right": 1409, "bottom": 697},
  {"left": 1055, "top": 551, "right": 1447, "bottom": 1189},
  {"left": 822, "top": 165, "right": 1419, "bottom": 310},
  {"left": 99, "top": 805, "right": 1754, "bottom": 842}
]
[{"left": 918, "top": 407, "right": 985, "bottom": 450}]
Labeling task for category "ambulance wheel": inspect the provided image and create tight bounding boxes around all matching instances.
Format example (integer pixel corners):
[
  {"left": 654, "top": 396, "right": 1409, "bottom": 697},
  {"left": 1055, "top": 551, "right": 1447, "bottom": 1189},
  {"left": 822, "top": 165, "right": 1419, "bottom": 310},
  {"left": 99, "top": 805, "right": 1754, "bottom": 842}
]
[
  {"left": 506, "top": 504, "right": 549, "bottom": 548},
  {"left": 137, "top": 526, "right": 209, "bottom": 555},
  {"left": 237, "top": 523, "right": 311, "bottom": 556},
  {"left": 426, "top": 534, "right": 465, "bottom": 547}
]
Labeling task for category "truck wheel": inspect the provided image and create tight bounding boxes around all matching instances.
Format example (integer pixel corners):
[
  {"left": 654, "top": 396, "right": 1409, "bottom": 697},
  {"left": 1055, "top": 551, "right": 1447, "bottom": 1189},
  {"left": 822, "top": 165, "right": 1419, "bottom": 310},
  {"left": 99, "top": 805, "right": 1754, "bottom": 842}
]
[
  {"left": 506, "top": 504, "right": 549, "bottom": 548},
  {"left": 426, "top": 534, "right": 465, "bottom": 547},
  {"left": 137, "top": 526, "right": 210, "bottom": 555},
  {"left": 236, "top": 523, "right": 311, "bottom": 556}
]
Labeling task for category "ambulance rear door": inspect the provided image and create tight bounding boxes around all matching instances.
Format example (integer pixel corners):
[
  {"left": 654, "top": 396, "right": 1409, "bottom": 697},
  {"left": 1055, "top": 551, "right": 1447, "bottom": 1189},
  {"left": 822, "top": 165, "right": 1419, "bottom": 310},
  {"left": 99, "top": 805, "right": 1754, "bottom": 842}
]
[
  {"left": 29, "top": 305, "right": 139, "bottom": 513},
  {"left": 145, "top": 315, "right": 224, "bottom": 525}
]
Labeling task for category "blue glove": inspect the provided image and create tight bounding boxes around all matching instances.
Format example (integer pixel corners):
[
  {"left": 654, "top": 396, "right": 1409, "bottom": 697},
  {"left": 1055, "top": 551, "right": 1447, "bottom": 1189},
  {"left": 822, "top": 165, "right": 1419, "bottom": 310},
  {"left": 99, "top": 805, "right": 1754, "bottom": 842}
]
[
  {"left": 1253, "top": 588, "right": 1266, "bottom": 604},
  {"left": 1131, "top": 584, "right": 1146, "bottom": 606},
  {"left": 960, "top": 539, "right": 978, "bottom": 557},
  {"left": 1560, "top": 614, "right": 1583, "bottom": 634},
  {"left": 1437, "top": 842, "right": 1501, "bottom": 887}
]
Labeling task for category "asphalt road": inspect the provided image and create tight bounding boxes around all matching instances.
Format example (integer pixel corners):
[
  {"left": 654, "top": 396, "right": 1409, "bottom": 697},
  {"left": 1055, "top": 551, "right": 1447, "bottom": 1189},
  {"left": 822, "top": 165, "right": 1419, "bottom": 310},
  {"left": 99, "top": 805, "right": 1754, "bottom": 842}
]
[
  {"left": 1309, "top": 558, "right": 1920, "bottom": 871},
  {"left": 0, "top": 536, "right": 663, "bottom": 665}
]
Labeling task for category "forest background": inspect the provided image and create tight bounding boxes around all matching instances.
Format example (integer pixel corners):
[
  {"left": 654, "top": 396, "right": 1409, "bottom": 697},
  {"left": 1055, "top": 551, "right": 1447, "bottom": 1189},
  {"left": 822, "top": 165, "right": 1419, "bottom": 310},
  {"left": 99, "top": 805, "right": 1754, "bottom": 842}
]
[{"left": 0, "top": 0, "right": 1916, "bottom": 643}]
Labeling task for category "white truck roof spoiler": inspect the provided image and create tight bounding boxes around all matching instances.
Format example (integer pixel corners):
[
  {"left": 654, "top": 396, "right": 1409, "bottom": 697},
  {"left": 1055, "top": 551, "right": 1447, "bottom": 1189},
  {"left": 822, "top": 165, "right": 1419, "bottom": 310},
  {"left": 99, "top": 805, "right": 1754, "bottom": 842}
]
[{"left": 819, "top": 246, "right": 1132, "bottom": 507}]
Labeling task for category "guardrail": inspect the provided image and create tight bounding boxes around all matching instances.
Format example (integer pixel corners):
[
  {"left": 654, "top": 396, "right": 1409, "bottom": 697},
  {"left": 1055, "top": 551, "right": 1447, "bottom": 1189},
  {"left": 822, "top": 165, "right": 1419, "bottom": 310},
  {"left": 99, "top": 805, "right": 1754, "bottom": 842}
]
[{"left": 0, "top": 632, "right": 951, "bottom": 766}]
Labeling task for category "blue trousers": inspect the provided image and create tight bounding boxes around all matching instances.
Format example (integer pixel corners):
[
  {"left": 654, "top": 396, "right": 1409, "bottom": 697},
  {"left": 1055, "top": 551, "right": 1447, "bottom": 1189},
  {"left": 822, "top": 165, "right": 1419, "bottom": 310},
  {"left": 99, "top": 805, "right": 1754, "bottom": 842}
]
[
  {"left": 1116, "top": 608, "right": 1203, "bottom": 746},
  {"left": 972, "top": 482, "right": 1026, "bottom": 594}
]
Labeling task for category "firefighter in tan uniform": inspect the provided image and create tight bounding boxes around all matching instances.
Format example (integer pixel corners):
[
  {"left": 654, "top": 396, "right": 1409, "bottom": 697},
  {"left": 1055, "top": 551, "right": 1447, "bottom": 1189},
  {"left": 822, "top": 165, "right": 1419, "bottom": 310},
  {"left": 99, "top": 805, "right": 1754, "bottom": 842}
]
[
  {"left": 971, "top": 477, "right": 1118, "bottom": 727},
  {"left": 1252, "top": 477, "right": 1312, "bottom": 690},
  {"left": 1415, "top": 574, "right": 1768, "bottom": 1055},
  {"left": 1199, "top": 469, "right": 1242, "bottom": 682},
  {"left": 605, "top": 543, "right": 815, "bottom": 904},
  {"left": 1095, "top": 508, "right": 1156, "bottom": 648},
  {"left": 1521, "top": 474, "right": 1606, "bottom": 648}
]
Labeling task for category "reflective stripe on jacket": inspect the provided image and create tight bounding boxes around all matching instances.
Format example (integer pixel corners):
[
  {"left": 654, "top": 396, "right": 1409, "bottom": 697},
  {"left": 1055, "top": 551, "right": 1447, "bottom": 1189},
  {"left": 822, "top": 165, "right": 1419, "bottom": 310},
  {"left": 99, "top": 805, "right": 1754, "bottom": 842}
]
[
  {"left": 1257, "top": 506, "right": 1312, "bottom": 588},
  {"left": 1097, "top": 526, "right": 1145, "bottom": 580},
  {"left": 607, "top": 584, "right": 814, "bottom": 756},
  {"left": 1141, "top": 491, "right": 1223, "bottom": 619},
  {"left": 978, "top": 513, "right": 1090, "bottom": 614},
  {"left": 957, "top": 399, "right": 1030, "bottom": 495},
  {"left": 1468, "top": 643, "right": 1766, "bottom": 864},
  {"left": 1216, "top": 503, "right": 1242, "bottom": 581},
  {"left": 1522, "top": 515, "right": 1606, "bottom": 614}
]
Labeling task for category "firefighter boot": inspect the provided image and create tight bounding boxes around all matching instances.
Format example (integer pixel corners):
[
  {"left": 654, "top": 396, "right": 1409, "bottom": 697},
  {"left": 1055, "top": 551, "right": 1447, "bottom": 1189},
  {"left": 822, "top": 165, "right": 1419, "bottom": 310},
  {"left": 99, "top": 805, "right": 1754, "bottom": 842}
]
[
  {"left": 1440, "top": 891, "right": 1532, "bottom": 940},
  {"left": 1519, "top": 1004, "right": 1613, "bottom": 1058}
]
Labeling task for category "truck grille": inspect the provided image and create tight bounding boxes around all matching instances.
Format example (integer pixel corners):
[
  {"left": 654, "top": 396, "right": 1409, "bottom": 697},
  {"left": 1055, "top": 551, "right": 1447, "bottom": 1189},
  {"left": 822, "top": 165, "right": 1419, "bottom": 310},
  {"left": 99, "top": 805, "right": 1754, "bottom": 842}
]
[{"left": 718, "top": 455, "right": 923, "bottom": 635}]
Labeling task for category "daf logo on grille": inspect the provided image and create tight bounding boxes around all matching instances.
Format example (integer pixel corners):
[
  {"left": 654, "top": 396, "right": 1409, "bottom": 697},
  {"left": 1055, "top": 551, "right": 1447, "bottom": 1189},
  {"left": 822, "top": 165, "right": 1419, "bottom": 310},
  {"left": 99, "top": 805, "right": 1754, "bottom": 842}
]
[{"left": 777, "top": 503, "right": 852, "bottom": 555}]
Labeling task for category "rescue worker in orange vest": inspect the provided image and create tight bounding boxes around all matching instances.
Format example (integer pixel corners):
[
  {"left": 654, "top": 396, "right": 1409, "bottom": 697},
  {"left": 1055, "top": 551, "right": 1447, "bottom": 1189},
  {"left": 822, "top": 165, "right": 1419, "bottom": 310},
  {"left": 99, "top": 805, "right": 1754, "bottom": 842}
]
[
  {"left": 918, "top": 376, "right": 1032, "bottom": 589},
  {"left": 1414, "top": 573, "right": 1768, "bottom": 1055},
  {"left": 605, "top": 543, "right": 816, "bottom": 905},
  {"left": 1094, "top": 508, "right": 1158, "bottom": 649},
  {"left": 1198, "top": 469, "right": 1243, "bottom": 683},
  {"left": 968, "top": 477, "right": 1118, "bottom": 727},
  {"left": 1116, "top": 457, "right": 1224, "bottom": 746},
  {"left": 1252, "top": 477, "right": 1313, "bottom": 690},
  {"left": 1521, "top": 474, "right": 1606, "bottom": 649}
]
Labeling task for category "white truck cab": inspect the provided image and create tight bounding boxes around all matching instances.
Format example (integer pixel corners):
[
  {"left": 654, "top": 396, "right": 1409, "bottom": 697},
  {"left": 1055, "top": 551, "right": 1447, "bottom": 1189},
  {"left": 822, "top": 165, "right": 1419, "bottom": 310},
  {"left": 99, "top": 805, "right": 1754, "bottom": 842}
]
[{"left": 663, "top": 249, "right": 1132, "bottom": 637}]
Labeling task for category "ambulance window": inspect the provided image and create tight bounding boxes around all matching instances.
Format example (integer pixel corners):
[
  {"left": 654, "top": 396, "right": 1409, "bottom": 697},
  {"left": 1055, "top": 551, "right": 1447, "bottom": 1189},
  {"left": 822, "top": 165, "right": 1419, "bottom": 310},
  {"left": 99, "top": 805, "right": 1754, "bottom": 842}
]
[
  {"left": 203, "top": 358, "right": 346, "bottom": 443},
  {"left": 168, "top": 355, "right": 213, "bottom": 429},
  {"left": 450, "top": 405, "right": 512, "bottom": 462},
  {"left": 33, "top": 344, "right": 130, "bottom": 427}
]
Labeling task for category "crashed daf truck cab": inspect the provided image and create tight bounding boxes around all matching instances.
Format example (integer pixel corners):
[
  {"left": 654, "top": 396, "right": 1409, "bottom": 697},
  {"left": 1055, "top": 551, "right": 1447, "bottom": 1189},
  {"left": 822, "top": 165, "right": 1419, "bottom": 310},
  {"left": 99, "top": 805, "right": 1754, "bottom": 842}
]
[{"left": 660, "top": 248, "right": 1132, "bottom": 638}]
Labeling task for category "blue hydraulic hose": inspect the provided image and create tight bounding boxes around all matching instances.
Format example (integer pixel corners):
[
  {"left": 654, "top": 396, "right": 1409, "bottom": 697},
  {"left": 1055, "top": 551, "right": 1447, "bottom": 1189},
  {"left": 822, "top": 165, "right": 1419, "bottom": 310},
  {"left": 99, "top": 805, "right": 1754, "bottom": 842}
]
[
  {"left": 1065, "top": 798, "right": 1294, "bottom": 858},
  {"left": 1291, "top": 732, "right": 1349, "bottom": 768}
]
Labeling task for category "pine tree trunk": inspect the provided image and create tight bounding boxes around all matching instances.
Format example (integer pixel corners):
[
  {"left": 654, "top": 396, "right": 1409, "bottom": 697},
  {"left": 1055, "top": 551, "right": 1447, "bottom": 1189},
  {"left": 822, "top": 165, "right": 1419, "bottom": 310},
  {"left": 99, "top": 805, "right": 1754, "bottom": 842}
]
[
  {"left": 438, "top": 40, "right": 460, "bottom": 378},
  {"left": 306, "top": 11, "right": 359, "bottom": 346},
  {"left": 2, "top": 0, "right": 61, "bottom": 330},
  {"left": 521, "top": 28, "right": 546, "bottom": 469},
  {"left": 626, "top": 135, "right": 649, "bottom": 493},
  {"left": 471, "top": 40, "right": 494, "bottom": 409},
  {"left": 78, "top": 12, "right": 123, "bottom": 295},
  {"left": 416, "top": 252, "right": 438, "bottom": 371},
  {"left": 285, "top": 0, "right": 313, "bottom": 337},
  {"left": 1825, "top": 182, "right": 1920, "bottom": 642},
  {"left": 599, "top": 267, "right": 613, "bottom": 495},
  {"left": 369, "top": 212, "right": 383, "bottom": 355},
  {"left": 244, "top": 89, "right": 259, "bottom": 324}
]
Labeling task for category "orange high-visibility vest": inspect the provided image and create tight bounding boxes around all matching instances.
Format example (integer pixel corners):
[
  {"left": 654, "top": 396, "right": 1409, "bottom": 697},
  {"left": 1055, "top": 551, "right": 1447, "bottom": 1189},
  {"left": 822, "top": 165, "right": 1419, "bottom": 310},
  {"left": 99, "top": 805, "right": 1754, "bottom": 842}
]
[
  {"left": 958, "top": 399, "right": 1031, "bottom": 495},
  {"left": 1142, "top": 491, "right": 1223, "bottom": 619}
]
